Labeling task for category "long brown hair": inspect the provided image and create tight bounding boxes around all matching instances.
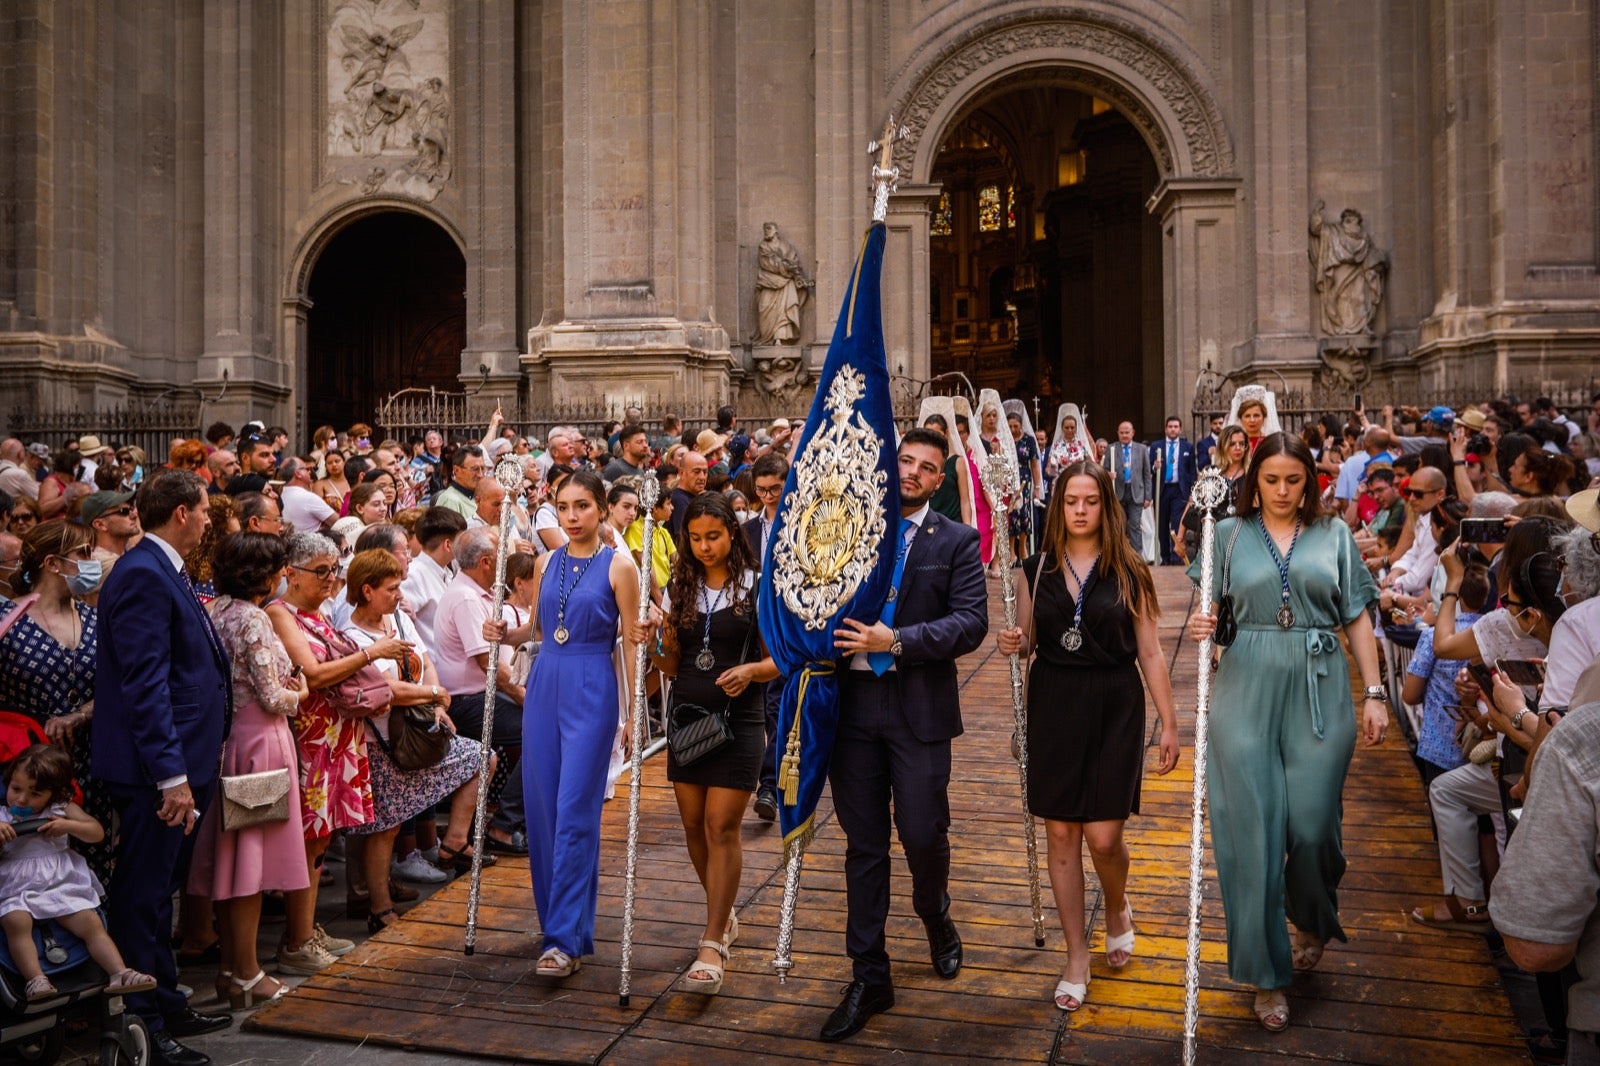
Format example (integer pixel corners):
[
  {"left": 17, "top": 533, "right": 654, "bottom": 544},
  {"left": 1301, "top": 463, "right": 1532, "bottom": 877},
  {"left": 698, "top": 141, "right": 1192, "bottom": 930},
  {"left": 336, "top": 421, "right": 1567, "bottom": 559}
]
[
  {"left": 1037, "top": 461, "right": 1157, "bottom": 619},
  {"left": 664, "top": 492, "right": 758, "bottom": 632},
  {"left": 1234, "top": 432, "right": 1329, "bottom": 526}
]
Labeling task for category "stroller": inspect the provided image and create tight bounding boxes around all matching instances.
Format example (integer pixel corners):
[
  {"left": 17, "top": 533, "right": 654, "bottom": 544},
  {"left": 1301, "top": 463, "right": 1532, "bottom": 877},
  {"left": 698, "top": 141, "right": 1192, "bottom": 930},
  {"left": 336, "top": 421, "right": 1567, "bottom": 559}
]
[{"left": 0, "top": 746, "right": 149, "bottom": 1065}]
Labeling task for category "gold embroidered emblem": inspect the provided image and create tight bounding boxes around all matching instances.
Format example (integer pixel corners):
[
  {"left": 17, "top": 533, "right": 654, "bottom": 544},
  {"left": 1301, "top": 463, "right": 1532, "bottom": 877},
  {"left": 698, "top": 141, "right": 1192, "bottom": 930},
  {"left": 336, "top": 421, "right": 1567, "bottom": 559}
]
[{"left": 772, "top": 367, "right": 887, "bottom": 630}]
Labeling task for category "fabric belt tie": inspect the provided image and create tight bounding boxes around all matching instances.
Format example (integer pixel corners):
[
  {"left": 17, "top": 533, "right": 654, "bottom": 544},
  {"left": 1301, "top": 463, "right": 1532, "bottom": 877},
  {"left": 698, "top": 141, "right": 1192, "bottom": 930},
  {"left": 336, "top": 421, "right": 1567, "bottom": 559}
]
[
  {"left": 544, "top": 639, "right": 613, "bottom": 654},
  {"left": 777, "top": 661, "right": 835, "bottom": 807},
  {"left": 1304, "top": 629, "right": 1340, "bottom": 740}
]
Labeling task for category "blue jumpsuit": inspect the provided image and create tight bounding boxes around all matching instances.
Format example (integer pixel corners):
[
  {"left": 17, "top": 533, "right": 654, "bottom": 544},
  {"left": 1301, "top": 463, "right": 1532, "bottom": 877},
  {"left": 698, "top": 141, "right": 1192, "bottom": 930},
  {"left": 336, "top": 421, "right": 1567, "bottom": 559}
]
[{"left": 523, "top": 545, "right": 619, "bottom": 958}]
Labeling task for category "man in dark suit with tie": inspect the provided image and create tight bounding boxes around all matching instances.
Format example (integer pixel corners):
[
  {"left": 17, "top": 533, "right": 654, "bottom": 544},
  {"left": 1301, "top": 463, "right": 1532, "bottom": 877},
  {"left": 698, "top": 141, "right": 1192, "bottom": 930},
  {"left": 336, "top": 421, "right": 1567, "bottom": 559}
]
[
  {"left": 93, "top": 470, "right": 233, "bottom": 1066},
  {"left": 822, "top": 428, "right": 989, "bottom": 1042},
  {"left": 742, "top": 452, "right": 788, "bottom": 822},
  {"left": 1149, "top": 416, "right": 1198, "bottom": 565},
  {"left": 1106, "top": 421, "right": 1152, "bottom": 555}
]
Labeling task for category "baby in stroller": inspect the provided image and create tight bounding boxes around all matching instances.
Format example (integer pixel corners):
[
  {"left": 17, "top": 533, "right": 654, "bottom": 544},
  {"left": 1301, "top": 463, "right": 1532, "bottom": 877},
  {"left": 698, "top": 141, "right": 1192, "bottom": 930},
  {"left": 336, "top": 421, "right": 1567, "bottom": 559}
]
[{"left": 0, "top": 744, "right": 153, "bottom": 1000}]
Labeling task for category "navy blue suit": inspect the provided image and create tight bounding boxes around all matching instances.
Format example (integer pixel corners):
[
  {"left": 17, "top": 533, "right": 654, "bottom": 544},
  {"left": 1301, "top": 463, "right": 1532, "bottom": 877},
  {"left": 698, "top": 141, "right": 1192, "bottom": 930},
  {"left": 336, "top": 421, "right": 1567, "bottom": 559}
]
[
  {"left": 91, "top": 536, "right": 231, "bottom": 1032},
  {"left": 829, "top": 508, "right": 988, "bottom": 985},
  {"left": 1149, "top": 436, "right": 1198, "bottom": 563}
]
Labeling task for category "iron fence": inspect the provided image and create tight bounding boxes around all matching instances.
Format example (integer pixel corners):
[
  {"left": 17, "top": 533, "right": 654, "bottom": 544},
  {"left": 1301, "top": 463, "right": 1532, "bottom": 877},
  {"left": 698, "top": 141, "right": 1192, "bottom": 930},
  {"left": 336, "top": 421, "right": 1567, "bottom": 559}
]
[{"left": 7, "top": 403, "right": 202, "bottom": 462}]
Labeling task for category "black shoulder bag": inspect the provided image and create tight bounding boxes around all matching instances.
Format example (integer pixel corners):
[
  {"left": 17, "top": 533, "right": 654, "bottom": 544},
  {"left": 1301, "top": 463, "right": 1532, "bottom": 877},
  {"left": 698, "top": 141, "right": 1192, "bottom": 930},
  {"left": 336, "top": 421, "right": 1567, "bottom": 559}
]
[
  {"left": 1212, "top": 520, "right": 1244, "bottom": 648},
  {"left": 668, "top": 605, "right": 757, "bottom": 767}
]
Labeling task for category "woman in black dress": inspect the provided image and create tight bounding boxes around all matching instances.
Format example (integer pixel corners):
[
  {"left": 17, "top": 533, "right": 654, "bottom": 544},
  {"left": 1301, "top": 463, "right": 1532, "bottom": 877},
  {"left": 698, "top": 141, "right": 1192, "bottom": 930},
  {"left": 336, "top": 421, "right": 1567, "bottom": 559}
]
[
  {"left": 633, "top": 493, "right": 776, "bottom": 996},
  {"left": 997, "top": 460, "right": 1180, "bottom": 1012}
]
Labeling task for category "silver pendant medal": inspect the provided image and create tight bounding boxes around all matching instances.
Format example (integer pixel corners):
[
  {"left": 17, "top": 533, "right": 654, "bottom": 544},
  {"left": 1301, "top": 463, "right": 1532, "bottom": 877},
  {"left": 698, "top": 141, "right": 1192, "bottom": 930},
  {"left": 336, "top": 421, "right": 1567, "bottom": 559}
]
[{"left": 695, "top": 648, "right": 716, "bottom": 671}]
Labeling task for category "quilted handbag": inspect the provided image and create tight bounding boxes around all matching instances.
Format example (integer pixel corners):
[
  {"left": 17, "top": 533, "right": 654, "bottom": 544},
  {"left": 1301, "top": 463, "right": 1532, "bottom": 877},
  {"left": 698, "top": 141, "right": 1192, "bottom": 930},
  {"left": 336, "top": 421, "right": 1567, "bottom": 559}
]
[{"left": 219, "top": 768, "right": 292, "bottom": 831}]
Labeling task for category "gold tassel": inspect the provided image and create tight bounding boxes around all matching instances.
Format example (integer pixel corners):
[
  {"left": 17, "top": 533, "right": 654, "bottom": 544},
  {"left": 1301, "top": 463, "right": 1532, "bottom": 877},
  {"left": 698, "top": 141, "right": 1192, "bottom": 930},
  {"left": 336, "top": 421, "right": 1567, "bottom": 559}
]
[{"left": 776, "top": 663, "right": 832, "bottom": 807}]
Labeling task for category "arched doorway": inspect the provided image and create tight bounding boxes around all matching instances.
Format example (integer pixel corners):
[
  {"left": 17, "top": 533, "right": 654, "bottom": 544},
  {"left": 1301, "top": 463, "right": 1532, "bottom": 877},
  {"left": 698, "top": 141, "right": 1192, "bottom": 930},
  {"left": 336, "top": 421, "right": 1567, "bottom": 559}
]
[
  {"left": 305, "top": 211, "right": 466, "bottom": 434},
  {"left": 927, "top": 84, "right": 1162, "bottom": 436}
]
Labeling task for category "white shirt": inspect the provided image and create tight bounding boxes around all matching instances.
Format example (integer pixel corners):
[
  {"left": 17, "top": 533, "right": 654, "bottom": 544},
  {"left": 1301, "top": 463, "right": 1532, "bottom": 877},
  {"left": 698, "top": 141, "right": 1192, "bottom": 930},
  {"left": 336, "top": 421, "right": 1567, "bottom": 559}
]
[
  {"left": 849, "top": 504, "right": 929, "bottom": 673},
  {"left": 399, "top": 551, "right": 454, "bottom": 657},
  {"left": 281, "top": 483, "right": 335, "bottom": 533},
  {"left": 1389, "top": 513, "right": 1438, "bottom": 597},
  {"left": 1544, "top": 597, "right": 1600, "bottom": 709},
  {"left": 433, "top": 571, "right": 507, "bottom": 695}
]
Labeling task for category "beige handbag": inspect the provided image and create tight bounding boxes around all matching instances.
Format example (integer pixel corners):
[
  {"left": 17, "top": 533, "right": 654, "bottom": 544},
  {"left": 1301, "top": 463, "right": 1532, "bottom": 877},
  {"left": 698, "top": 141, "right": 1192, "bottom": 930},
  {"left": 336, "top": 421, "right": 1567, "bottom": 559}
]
[{"left": 219, "top": 768, "right": 292, "bottom": 831}]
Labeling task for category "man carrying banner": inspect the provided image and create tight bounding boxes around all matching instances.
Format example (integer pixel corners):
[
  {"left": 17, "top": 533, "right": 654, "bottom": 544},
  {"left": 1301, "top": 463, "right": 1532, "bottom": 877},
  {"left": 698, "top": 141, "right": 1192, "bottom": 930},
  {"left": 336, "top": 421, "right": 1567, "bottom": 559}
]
[{"left": 823, "top": 425, "right": 989, "bottom": 1042}]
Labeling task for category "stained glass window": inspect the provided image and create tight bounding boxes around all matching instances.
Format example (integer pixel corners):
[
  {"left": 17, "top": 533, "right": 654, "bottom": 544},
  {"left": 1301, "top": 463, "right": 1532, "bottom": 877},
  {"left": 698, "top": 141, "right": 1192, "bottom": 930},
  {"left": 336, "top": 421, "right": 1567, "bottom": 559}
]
[
  {"left": 977, "top": 184, "right": 1001, "bottom": 232},
  {"left": 931, "top": 192, "right": 953, "bottom": 237},
  {"left": 1006, "top": 185, "right": 1016, "bottom": 228}
]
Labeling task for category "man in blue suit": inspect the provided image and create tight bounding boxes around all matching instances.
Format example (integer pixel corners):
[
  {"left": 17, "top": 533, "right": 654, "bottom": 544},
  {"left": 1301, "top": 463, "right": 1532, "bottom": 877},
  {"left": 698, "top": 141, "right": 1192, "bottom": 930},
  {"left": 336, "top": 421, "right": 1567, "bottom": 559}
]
[
  {"left": 822, "top": 428, "right": 989, "bottom": 1042},
  {"left": 1150, "top": 416, "right": 1198, "bottom": 565},
  {"left": 93, "top": 469, "right": 233, "bottom": 1066}
]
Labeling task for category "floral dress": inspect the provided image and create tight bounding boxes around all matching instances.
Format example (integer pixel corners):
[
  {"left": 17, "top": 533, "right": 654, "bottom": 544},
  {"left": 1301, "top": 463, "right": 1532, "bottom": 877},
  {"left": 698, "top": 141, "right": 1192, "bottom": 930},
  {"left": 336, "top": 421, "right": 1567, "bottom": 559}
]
[
  {"left": 0, "top": 600, "right": 114, "bottom": 881},
  {"left": 286, "top": 607, "right": 374, "bottom": 838}
]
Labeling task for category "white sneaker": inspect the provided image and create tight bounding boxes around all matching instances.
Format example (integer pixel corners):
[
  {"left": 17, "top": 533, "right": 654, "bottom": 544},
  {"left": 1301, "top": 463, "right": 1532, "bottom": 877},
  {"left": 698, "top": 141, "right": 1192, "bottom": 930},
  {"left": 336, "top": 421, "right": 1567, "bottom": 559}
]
[
  {"left": 393, "top": 849, "right": 449, "bottom": 884},
  {"left": 419, "top": 844, "right": 441, "bottom": 864},
  {"left": 276, "top": 938, "right": 337, "bottom": 975}
]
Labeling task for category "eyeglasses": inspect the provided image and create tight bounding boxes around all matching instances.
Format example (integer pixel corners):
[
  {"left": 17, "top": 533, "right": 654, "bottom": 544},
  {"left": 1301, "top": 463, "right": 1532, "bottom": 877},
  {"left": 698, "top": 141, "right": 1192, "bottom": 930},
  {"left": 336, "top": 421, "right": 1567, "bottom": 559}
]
[
  {"left": 292, "top": 564, "right": 338, "bottom": 580},
  {"left": 754, "top": 484, "right": 784, "bottom": 498},
  {"left": 1402, "top": 488, "right": 1439, "bottom": 499}
]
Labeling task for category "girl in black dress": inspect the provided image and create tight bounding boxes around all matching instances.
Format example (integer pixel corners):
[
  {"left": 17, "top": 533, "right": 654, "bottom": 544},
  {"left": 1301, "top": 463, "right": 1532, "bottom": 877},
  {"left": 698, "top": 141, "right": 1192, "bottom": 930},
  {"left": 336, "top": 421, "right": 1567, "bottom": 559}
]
[
  {"left": 632, "top": 493, "right": 776, "bottom": 996},
  {"left": 997, "top": 460, "right": 1180, "bottom": 1012}
]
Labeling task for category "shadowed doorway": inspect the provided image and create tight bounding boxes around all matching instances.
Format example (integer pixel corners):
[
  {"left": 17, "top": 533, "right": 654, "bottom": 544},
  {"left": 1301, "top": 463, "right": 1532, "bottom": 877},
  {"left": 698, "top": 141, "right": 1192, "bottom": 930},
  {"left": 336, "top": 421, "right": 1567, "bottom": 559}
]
[
  {"left": 306, "top": 211, "right": 466, "bottom": 435},
  {"left": 928, "top": 81, "right": 1163, "bottom": 438}
]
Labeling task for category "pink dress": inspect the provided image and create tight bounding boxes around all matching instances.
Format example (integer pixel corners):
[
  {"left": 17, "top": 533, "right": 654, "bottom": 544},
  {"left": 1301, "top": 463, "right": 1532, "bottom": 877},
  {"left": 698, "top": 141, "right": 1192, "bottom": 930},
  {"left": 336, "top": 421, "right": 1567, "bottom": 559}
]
[
  {"left": 187, "top": 597, "right": 311, "bottom": 900},
  {"left": 966, "top": 453, "right": 995, "bottom": 564}
]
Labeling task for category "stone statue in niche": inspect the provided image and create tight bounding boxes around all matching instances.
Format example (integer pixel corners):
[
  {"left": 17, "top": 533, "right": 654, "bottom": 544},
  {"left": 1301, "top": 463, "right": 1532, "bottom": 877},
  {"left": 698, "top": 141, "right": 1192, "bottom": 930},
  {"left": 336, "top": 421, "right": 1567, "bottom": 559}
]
[
  {"left": 325, "top": 0, "right": 450, "bottom": 201},
  {"left": 754, "top": 223, "right": 813, "bottom": 345},
  {"left": 1308, "top": 201, "right": 1388, "bottom": 335}
]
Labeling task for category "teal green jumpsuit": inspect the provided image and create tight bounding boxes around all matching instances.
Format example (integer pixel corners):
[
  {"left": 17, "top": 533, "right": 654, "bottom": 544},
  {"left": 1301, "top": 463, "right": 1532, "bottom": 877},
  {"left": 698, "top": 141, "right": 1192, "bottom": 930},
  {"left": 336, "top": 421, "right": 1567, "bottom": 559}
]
[{"left": 1189, "top": 516, "right": 1378, "bottom": 990}]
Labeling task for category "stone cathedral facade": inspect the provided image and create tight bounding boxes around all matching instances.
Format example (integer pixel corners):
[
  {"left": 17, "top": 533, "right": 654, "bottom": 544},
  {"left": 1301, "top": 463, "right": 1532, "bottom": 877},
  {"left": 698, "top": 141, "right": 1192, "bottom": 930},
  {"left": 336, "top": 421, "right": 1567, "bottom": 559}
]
[{"left": 3, "top": 1, "right": 1597, "bottom": 438}]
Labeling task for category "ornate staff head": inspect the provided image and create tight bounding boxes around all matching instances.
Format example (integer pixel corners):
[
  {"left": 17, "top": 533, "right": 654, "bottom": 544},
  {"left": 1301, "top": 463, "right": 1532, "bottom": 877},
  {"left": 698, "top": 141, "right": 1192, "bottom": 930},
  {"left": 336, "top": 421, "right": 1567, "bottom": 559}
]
[
  {"left": 493, "top": 456, "right": 524, "bottom": 493},
  {"left": 637, "top": 468, "right": 660, "bottom": 511},
  {"left": 1190, "top": 466, "right": 1228, "bottom": 511}
]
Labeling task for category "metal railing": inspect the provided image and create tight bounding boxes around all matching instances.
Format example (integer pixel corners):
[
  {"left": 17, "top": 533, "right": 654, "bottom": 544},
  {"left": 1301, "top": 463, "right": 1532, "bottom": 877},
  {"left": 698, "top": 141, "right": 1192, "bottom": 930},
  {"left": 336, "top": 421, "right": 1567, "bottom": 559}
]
[{"left": 7, "top": 403, "right": 202, "bottom": 461}]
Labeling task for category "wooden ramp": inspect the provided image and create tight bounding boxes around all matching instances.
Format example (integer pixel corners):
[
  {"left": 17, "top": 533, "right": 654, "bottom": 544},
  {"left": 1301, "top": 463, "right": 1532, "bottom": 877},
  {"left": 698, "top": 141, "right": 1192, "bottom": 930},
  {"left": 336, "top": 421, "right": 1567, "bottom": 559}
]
[{"left": 246, "top": 568, "right": 1527, "bottom": 1063}]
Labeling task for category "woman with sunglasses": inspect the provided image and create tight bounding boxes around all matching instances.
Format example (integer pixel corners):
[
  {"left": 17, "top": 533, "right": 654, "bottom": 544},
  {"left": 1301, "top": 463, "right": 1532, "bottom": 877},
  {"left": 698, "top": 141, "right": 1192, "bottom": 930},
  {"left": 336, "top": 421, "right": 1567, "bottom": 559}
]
[
  {"left": 269, "top": 531, "right": 412, "bottom": 975},
  {"left": 1186, "top": 433, "right": 1384, "bottom": 1032}
]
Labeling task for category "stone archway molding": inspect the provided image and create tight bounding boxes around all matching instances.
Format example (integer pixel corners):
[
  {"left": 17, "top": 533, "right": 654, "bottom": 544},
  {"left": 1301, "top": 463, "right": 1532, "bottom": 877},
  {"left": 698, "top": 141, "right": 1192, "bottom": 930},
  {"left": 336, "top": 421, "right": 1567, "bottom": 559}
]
[
  {"left": 890, "top": 7, "right": 1235, "bottom": 182},
  {"left": 285, "top": 196, "right": 467, "bottom": 301}
]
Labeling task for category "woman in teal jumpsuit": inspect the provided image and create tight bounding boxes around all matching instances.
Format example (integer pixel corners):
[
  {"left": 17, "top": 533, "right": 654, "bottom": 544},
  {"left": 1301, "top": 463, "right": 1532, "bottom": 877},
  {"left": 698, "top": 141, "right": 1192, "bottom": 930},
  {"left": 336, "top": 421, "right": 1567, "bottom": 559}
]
[{"left": 1187, "top": 433, "right": 1385, "bottom": 1032}]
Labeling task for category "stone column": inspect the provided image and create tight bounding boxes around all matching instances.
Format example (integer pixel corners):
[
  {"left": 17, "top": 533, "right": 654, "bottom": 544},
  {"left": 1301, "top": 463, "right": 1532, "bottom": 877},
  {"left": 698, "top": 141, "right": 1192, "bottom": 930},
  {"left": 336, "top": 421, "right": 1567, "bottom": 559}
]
[
  {"left": 459, "top": 0, "right": 521, "bottom": 404},
  {"left": 1149, "top": 178, "right": 1243, "bottom": 423},
  {"left": 198, "top": 0, "right": 287, "bottom": 427},
  {"left": 883, "top": 183, "right": 941, "bottom": 384}
]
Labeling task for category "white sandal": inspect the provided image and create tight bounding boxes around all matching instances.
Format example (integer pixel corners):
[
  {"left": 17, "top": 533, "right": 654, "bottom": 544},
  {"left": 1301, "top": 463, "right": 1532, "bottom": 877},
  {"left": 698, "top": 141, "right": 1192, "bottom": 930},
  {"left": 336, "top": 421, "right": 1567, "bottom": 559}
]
[
  {"left": 1254, "top": 989, "right": 1289, "bottom": 1032},
  {"left": 1290, "top": 931, "right": 1324, "bottom": 972},
  {"left": 723, "top": 911, "right": 739, "bottom": 949},
  {"left": 679, "top": 939, "right": 728, "bottom": 995},
  {"left": 1105, "top": 903, "right": 1136, "bottom": 970},
  {"left": 536, "top": 947, "right": 581, "bottom": 978},
  {"left": 1053, "top": 971, "right": 1089, "bottom": 1012}
]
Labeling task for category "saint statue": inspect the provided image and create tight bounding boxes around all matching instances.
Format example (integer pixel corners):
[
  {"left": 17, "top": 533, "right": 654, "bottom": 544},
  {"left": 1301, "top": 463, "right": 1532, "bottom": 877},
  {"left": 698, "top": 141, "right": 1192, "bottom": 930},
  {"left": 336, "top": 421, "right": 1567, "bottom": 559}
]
[
  {"left": 755, "top": 222, "right": 812, "bottom": 345},
  {"left": 1308, "top": 201, "right": 1388, "bottom": 336}
]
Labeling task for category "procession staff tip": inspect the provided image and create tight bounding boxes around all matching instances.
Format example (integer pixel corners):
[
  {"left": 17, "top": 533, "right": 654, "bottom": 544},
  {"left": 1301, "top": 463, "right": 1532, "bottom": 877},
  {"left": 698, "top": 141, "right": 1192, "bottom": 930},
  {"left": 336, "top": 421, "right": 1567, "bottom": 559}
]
[
  {"left": 617, "top": 469, "right": 661, "bottom": 1007},
  {"left": 867, "top": 114, "right": 907, "bottom": 223},
  {"left": 464, "top": 456, "right": 527, "bottom": 955},
  {"left": 977, "top": 452, "right": 1046, "bottom": 947},
  {"left": 1183, "top": 466, "right": 1229, "bottom": 1064}
]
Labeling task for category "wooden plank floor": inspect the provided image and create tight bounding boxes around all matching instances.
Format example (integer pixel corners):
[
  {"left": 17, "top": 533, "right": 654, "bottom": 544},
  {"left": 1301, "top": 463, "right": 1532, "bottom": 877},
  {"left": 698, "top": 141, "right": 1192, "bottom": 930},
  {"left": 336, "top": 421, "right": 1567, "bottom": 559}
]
[{"left": 246, "top": 567, "right": 1528, "bottom": 1063}]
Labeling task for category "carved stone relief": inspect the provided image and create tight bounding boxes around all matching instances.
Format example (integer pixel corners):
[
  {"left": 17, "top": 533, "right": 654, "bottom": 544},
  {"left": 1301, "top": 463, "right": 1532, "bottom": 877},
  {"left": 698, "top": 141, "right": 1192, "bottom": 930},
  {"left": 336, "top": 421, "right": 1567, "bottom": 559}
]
[
  {"left": 891, "top": 11, "right": 1234, "bottom": 181},
  {"left": 325, "top": 0, "right": 451, "bottom": 202}
]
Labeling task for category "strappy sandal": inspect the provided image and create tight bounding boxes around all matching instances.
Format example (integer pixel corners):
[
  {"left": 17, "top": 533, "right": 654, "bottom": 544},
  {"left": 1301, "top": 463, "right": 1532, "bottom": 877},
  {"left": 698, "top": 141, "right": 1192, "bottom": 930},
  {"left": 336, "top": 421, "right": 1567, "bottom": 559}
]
[
  {"left": 536, "top": 947, "right": 580, "bottom": 978},
  {"left": 1408, "top": 898, "right": 1491, "bottom": 932},
  {"left": 1053, "top": 971, "right": 1089, "bottom": 1012},
  {"left": 24, "top": 975, "right": 58, "bottom": 1001},
  {"left": 438, "top": 843, "right": 497, "bottom": 874},
  {"left": 1105, "top": 902, "right": 1136, "bottom": 970},
  {"left": 1291, "top": 931, "right": 1325, "bottom": 972},
  {"left": 1254, "top": 989, "right": 1289, "bottom": 1032},
  {"left": 679, "top": 940, "right": 728, "bottom": 996},
  {"left": 105, "top": 969, "right": 158, "bottom": 996},
  {"left": 723, "top": 911, "right": 739, "bottom": 949},
  {"left": 227, "top": 970, "right": 288, "bottom": 1011},
  {"left": 368, "top": 907, "right": 400, "bottom": 934}
]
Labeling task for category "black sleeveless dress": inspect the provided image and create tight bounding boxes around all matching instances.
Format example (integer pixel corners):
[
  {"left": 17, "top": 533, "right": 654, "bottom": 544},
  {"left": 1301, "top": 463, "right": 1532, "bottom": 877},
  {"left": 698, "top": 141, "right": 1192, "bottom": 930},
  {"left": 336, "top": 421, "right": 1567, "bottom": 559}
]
[
  {"left": 665, "top": 582, "right": 766, "bottom": 791},
  {"left": 1020, "top": 554, "right": 1146, "bottom": 822}
]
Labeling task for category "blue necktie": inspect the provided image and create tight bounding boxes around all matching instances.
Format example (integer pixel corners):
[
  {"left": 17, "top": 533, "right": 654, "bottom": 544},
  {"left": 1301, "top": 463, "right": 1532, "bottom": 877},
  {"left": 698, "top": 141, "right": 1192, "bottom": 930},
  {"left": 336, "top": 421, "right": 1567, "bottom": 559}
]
[
  {"left": 1122, "top": 444, "right": 1131, "bottom": 482},
  {"left": 868, "top": 517, "right": 915, "bottom": 676},
  {"left": 1167, "top": 441, "right": 1176, "bottom": 483}
]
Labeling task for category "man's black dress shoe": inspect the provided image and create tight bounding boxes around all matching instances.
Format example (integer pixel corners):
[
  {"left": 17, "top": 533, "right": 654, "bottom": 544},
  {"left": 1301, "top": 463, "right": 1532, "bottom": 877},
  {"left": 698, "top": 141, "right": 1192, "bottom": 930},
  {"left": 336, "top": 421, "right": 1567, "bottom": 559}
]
[
  {"left": 753, "top": 787, "right": 778, "bottom": 822},
  {"left": 150, "top": 1031, "right": 211, "bottom": 1066},
  {"left": 924, "top": 912, "right": 963, "bottom": 979},
  {"left": 485, "top": 829, "right": 529, "bottom": 856},
  {"left": 820, "top": 978, "right": 895, "bottom": 1042},
  {"left": 163, "top": 1006, "right": 232, "bottom": 1037}
]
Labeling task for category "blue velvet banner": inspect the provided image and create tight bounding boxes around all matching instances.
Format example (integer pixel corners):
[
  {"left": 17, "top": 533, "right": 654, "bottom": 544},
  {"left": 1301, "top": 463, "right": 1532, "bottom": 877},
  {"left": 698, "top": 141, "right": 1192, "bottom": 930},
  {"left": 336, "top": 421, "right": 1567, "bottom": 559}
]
[{"left": 757, "top": 222, "right": 901, "bottom": 856}]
